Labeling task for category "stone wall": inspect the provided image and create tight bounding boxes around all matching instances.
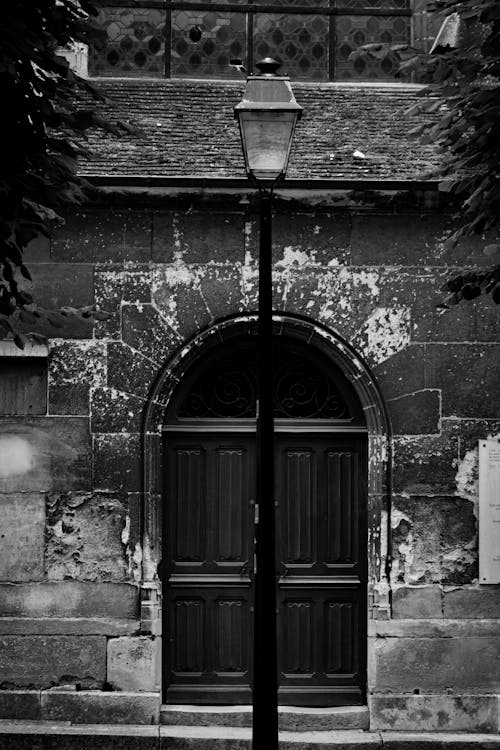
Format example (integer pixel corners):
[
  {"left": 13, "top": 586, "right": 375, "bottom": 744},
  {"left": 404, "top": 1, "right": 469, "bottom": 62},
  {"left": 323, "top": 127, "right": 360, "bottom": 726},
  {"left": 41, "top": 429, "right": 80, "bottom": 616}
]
[{"left": 0, "top": 194, "right": 499, "bottom": 728}]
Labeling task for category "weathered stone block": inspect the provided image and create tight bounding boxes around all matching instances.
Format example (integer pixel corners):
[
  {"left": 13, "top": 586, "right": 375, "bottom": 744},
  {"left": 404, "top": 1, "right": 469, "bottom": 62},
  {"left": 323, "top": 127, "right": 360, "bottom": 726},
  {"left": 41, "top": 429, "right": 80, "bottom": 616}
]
[
  {"left": 372, "top": 345, "right": 425, "bottom": 401},
  {"left": 351, "top": 214, "right": 492, "bottom": 267},
  {"left": 0, "top": 359, "right": 47, "bottom": 416},
  {"left": 91, "top": 388, "right": 147, "bottom": 434},
  {"left": 153, "top": 212, "right": 245, "bottom": 264},
  {"left": 45, "top": 492, "right": 128, "bottom": 582},
  {"left": 0, "top": 582, "right": 139, "bottom": 618},
  {"left": 409, "top": 272, "right": 500, "bottom": 344},
  {"left": 23, "top": 262, "right": 94, "bottom": 339},
  {"left": 284, "top": 269, "right": 322, "bottom": 319},
  {"left": 122, "top": 304, "right": 180, "bottom": 365},
  {"left": 0, "top": 618, "right": 139, "bottom": 636},
  {"left": 107, "top": 343, "right": 157, "bottom": 401},
  {"left": 392, "top": 586, "right": 443, "bottom": 619},
  {"left": 93, "top": 434, "right": 141, "bottom": 492},
  {"left": 371, "top": 619, "right": 500, "bottom": 639},
  {"left": 0, "top": 494, "right": 45, "bottom": 582},
  {"left": 29, "top": 264, "right": 94, "bottom": 309},
  {"left": 370, "top": 694, "right": 498, "bottom": 733},
  {"left": 199, "top": 265, "right": 245, "bottom": 321},
  {"left": 107, "top": 636, "right": 160, "bottom": 692},
  {"left": 52, "top": 209, "right": 152, "bottom": 263},
  {"left": 0, "top": 635, "right": 106, "bottom": 688},
  {"left": 392, "top": 432, "right": 458, "bottom": 495},
  {"left": 151, "top": 266, "right": 212, "bottom": 339},
  {"left": 380, "top": 731, "right": 500, "bottom": 749},
  {"left": 48, "top": 341, "right": 106, "bottom": 416},
  {"left": 351, "top": 214, "right": 445, "bottom": 265},
  {"left": 0, "top": 728, "right": 159, "bottom": 750},
  {"left": 443, "top": 587, "right": 500, "bottom": 619},
  {"left": 0, "top": 417, "right": 91, "bottom": 492},
  {"left": 0, "top": 690, "right": 41, "bottom": 720},
  {"left": 370, "top": 636, "right": 500, "bottom": 692},
  {"left": 424, "top": 344, "right": 500, "bottom": 418},
  {"left": 246, "top": 213, "right": 351, "bottom": 266},
  {"left": 94, "top": 268, "right": 152, "bottom": 341},
  {"left": 387, "top": 390, "right": 440, "bottom": 436},
  {"left": 449, "top": 418, "right": 500, "bottom": 455},
  {"left": 391, "top": 496, "right": 477, "bottom": 585},
  {"left": 41, "top": 690, "right": 160, "bottom": 724}
]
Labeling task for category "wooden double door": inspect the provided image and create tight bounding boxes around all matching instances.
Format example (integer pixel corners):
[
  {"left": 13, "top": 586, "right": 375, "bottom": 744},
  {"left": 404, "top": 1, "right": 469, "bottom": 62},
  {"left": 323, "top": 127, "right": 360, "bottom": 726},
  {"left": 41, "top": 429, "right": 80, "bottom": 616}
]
[{"left": 162, "top": 429, "right": 367, "bottom": 706}]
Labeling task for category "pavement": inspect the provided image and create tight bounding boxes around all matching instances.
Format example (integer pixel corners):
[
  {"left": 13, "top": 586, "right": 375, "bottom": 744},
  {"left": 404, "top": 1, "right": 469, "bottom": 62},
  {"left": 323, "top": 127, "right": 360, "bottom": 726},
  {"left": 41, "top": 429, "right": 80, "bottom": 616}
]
[{"left": 0, "top": 723, "right": 500, "bottom": 749}]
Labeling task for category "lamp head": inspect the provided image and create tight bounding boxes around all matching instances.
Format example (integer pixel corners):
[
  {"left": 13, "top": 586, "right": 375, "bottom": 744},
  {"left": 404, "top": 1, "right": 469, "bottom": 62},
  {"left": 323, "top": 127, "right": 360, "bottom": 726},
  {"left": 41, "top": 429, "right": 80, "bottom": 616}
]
[{"left": 234, "top": 58, "right": 303, "bottom": 184}]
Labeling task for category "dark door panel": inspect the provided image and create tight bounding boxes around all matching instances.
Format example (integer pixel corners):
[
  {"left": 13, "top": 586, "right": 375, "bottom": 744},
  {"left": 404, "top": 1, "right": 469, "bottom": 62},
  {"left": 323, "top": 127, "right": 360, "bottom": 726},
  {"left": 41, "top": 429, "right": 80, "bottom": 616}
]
[
  {"left": 275, "top": 435, "right": 367, "bottom": 705},
  {"left": 166, "top": 435, "right": 255, "bottom": 577},
  {"left": 164, "top": 434, "right": 255, "bottom": 704},
  {"left": 163, "top": 431, "right": 367, "bottom": 705},
  {"left": 277, "top": 584, "right": 365, "bottom": 706},
  {"left": 166, "top": 582, "right": 253, "bottom": 704}
]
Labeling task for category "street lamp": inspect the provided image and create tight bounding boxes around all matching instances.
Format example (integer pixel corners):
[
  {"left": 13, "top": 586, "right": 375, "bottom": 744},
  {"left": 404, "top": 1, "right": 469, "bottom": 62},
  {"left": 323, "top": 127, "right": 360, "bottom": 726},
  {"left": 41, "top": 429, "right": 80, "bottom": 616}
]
[{"left": 234, "top": 58, "right": 302, "bottom": 750}]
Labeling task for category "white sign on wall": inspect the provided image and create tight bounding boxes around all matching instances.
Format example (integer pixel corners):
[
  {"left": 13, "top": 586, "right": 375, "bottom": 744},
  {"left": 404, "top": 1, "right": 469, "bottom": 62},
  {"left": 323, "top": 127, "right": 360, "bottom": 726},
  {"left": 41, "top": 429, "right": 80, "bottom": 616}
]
[{"left": 479, "top": 438, "right": 500, "bottom": 584}]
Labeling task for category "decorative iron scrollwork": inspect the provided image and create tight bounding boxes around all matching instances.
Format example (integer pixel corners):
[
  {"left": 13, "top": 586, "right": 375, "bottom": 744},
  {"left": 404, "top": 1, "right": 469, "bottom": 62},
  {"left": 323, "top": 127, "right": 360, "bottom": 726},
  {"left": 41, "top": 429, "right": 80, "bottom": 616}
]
[
  {"left": 177, "top": 346, "right": 351, "bottom": 420},
  {"left": 274, "top": 357, "right": 349, "bottom": 419},
  {"left": 179, "top": 360, "right": 256, "bottom": 418}
]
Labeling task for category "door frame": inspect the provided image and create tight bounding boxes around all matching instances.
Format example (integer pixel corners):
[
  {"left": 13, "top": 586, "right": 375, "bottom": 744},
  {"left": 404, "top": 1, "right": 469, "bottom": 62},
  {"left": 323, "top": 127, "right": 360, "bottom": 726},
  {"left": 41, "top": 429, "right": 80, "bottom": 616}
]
[{"left": 140, "top": 314, "right": 392, "bottom": 700}]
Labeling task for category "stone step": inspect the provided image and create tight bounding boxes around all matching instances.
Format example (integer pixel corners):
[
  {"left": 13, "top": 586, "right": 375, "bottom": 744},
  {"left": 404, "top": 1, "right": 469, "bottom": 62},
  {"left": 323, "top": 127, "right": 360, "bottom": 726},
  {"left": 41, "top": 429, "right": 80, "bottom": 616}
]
[
  {"left": 1, "top": 723, "right": 500, "bottom": 749},
  {"left": 161, "top": 726, "right": 378, "bottom": 748},
  {"left": 160, "top": 705, "right": 370, "bottom": 731}
]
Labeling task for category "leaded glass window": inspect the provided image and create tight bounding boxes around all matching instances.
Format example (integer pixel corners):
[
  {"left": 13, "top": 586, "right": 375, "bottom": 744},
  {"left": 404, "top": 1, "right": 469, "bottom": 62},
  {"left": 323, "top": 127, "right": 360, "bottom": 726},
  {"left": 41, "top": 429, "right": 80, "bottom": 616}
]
[
  {"left": 90, "top": 6, "right": 166, "bottom": 77},
  {"left": 88, "top": 1, "right": 418, "bottom": 82}
]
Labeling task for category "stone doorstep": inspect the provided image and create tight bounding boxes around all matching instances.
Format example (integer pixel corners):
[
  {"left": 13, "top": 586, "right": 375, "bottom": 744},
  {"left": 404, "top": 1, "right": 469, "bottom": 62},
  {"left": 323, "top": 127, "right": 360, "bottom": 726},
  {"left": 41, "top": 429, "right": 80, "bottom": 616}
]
[
  {"left": 160, "top": 705, "right": 370, "bottom": 730},
  {"left": 1, "top": 724, "right": 500, "bottom": 750},
  {"left": 0, "top": 690, "right": 160, "bottom": 725}
]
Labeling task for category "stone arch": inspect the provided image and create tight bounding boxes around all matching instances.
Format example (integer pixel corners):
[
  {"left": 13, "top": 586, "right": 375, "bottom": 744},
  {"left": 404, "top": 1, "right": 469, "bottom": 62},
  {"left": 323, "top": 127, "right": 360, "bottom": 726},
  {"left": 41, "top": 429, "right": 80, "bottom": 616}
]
[{"left": 139, "top": 312, "right": 392, "bottom": 631}]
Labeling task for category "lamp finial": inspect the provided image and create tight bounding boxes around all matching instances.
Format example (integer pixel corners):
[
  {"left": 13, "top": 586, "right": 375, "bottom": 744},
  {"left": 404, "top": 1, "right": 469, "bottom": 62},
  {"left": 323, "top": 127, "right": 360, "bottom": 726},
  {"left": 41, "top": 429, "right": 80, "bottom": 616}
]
[{"left": 255, "top": 58, "right": 282, "bottom": 76}]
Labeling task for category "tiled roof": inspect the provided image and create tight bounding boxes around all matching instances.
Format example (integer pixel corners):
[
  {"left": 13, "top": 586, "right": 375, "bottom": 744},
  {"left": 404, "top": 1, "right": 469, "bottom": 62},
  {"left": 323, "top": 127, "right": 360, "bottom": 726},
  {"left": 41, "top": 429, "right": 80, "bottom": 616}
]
[{"left": 80, "top": 78, "right": 440, "bottom": 182}]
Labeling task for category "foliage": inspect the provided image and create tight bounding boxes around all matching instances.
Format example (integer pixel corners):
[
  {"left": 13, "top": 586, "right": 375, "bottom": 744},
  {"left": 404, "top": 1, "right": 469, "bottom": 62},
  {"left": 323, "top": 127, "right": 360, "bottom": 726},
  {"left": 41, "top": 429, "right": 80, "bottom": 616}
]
[
  {"left": 352, "top": 0, "right": 500, "bottom": 307},
  {"left": 0, "top": 1, "right": 127, "bottom": 347}
]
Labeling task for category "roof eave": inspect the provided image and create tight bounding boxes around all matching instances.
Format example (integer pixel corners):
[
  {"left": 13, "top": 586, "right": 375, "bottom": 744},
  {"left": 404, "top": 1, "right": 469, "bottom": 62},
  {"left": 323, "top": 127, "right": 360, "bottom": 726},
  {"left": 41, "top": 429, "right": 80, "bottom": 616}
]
[{"left": 83, "top": 175, "right": 441, "bottom": 191}]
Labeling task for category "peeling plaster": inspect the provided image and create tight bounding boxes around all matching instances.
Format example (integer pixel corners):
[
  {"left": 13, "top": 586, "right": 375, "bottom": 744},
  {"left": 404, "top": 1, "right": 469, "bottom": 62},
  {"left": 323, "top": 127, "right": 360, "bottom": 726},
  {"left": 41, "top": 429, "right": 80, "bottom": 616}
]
[
  {"left": 45, "top": 492, "right": 129, "bottom": 581},
  {"left": 131, "top": 542, "right": 143, "bottom": 584},
  {"left": 455, "top": 448, "right": 479, "bottom": 515},
  {"left": 276, "top": 246, "right": 315, "bottom": 267},
  {"left": 141, "top": 533, "right": 157, "bottom": 582},
  {"left": 121, "top": 514, "right": 131, "bottom": 545},
  {"left": 319, "top": 269, "right": 380, "bottom": 322},
  {"left": 364, "top": 307, "right": 411, "bottom": 365},
  {"left": 391, "top": 497, "right": 478, "bottom": 585}
]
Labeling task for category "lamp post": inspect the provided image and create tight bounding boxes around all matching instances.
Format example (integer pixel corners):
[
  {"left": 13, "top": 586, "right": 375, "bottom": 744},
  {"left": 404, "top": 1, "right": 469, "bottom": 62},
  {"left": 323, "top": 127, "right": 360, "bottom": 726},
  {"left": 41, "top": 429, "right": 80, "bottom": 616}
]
[{"left": 234, "top": 58, "right": 302, "bottom": 750}]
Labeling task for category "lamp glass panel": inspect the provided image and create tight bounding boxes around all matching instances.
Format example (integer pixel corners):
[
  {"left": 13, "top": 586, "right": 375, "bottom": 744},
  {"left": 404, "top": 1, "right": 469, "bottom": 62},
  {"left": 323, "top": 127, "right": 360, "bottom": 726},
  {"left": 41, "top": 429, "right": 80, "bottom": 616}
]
[{"left": 239, "top": 111, "right": 296, "bottom": 179}]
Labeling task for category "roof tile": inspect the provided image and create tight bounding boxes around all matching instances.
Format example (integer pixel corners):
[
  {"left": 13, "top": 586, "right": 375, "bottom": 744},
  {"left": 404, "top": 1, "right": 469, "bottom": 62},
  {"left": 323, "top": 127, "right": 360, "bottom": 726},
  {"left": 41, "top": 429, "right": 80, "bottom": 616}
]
[{"left": 80, "top": 79, "right": 440, "bottom": 181}]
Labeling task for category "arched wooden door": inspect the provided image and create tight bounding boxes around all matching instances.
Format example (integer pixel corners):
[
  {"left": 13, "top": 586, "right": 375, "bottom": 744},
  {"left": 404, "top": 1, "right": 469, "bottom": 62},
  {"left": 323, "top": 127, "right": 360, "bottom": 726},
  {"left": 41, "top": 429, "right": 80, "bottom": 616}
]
[{"left": 162, "top": 338, "right": 367, "bottom": 706}]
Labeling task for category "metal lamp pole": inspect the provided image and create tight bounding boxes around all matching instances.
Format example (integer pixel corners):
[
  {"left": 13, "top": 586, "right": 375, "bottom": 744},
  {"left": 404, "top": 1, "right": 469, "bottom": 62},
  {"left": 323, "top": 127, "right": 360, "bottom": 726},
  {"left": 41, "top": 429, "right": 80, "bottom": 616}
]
[
  {"left": 253, "top": 185, "right": 277, "bottom": 748},
  {"left": 234, "top": 58, "right": 302, "bottom": 750}
]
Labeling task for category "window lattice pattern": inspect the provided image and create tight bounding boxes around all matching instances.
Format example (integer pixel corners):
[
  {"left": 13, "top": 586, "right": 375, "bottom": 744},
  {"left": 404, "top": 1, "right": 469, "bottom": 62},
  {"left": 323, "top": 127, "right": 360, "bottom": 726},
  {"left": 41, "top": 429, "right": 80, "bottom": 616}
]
[
  {"left": 88, "top": 7, "right": 165, "bottom": 77},
  {"left": 254, "top": 14, "right": 329, "bottom": 81},
  {"left": 171, "top": 10, "right": 246, "bottom": 79},
  {"left": 335, "top": 14, "right": 411, "bottom": 80},
  {"left": 88, "top": 4, "right": 415, "bottom": 81}
]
